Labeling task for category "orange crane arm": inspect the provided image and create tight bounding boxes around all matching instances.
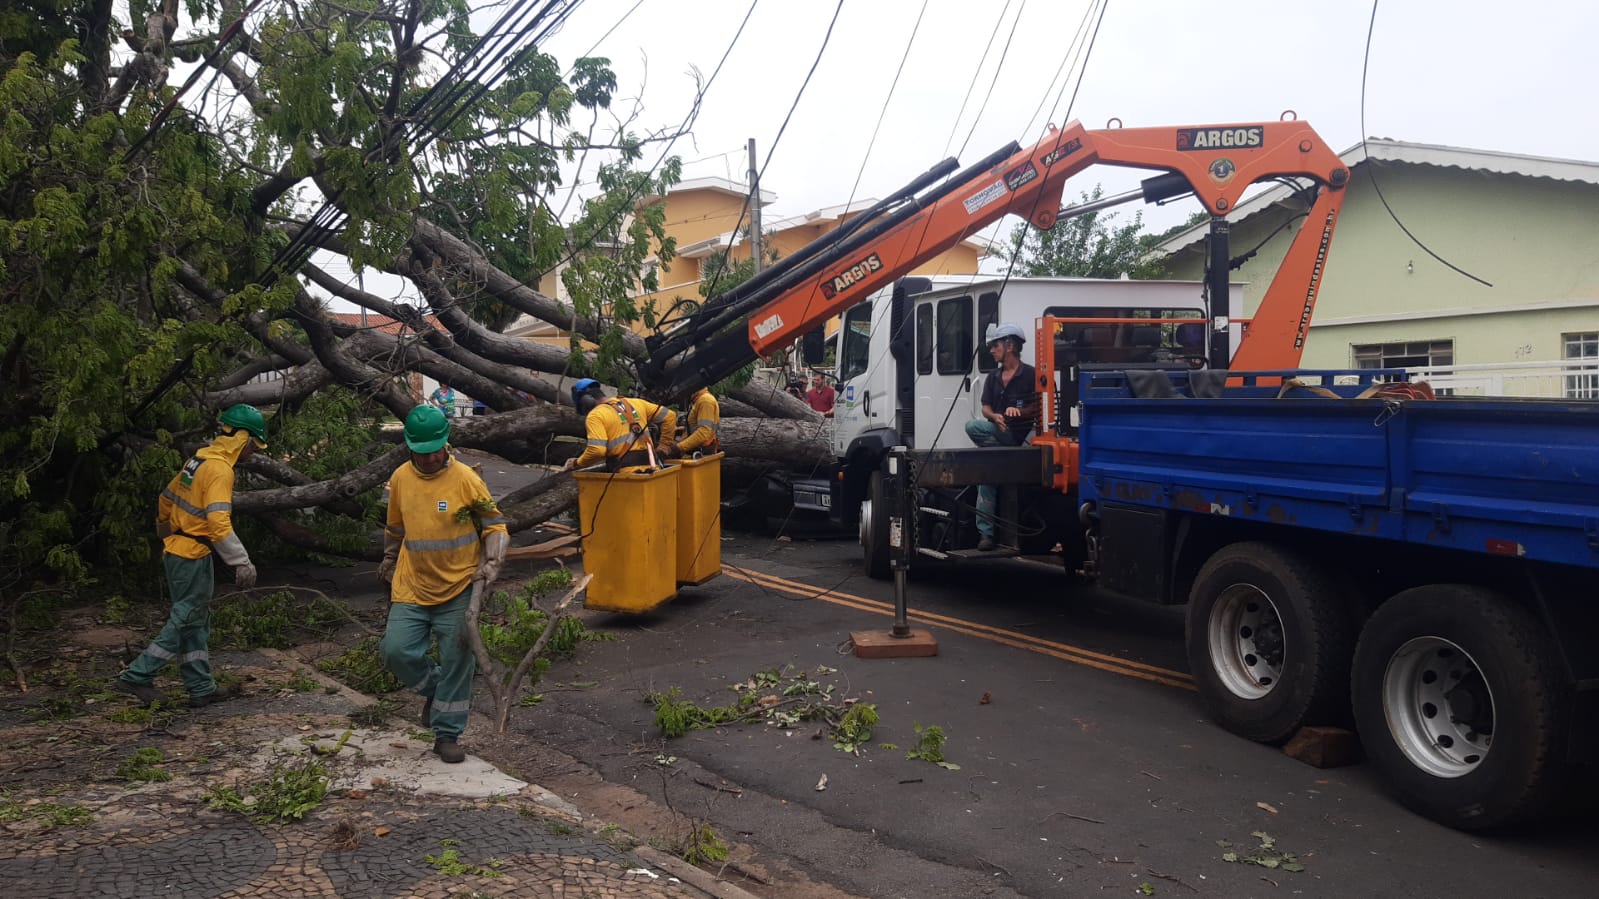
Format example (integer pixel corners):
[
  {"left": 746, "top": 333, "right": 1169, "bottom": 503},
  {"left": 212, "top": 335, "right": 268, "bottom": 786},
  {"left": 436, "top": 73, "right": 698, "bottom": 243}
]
[{"left": 642, "top": 118, "right": 1349, "bottom": 399}]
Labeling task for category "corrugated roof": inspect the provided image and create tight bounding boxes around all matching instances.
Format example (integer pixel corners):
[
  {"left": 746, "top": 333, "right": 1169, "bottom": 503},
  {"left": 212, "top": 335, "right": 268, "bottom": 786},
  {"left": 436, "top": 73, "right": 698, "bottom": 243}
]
[
  {"left": 327, "top": 312, "right": 443, "bottom": 336},
  {"left": 1152, "top": 138, "right": 1599, "bottom": 255}
]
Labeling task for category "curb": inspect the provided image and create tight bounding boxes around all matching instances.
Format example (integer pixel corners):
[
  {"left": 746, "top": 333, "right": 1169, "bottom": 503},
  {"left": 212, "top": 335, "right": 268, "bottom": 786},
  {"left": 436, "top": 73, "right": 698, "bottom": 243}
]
[
  {"left": 633, "top": 846, "right": 767, "bottom": 899},
  {"left": 266, "top": 647, "right": 759, "bottom": 898}
]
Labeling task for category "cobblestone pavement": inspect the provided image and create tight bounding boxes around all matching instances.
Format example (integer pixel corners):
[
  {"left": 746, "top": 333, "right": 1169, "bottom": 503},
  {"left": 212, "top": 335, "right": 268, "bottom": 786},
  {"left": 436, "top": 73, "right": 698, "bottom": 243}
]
[
  {"left": 0, "top": 794, "right": 705, "bottom": 898},
  {"left": 0, "top": 646, "right": 727, "bottom": 899}
]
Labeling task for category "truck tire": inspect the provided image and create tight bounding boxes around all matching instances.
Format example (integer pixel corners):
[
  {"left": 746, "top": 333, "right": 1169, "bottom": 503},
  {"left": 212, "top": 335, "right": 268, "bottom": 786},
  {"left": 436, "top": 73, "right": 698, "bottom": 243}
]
[
  {"left": 1185, "top": 542, "right": 1354, "bottom": 744},
  {"left": 1351, "top": 585, "right": 1569, "bottom": 832},
  {"left": 860, "top": 470, "right": 890, "bottom": 580}
]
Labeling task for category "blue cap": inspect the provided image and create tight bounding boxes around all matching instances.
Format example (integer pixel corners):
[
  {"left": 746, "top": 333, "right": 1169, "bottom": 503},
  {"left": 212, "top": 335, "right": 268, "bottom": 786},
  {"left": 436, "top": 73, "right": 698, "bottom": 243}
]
[{"left": 571, "top": 378, "right": 600, "bottom": 407}]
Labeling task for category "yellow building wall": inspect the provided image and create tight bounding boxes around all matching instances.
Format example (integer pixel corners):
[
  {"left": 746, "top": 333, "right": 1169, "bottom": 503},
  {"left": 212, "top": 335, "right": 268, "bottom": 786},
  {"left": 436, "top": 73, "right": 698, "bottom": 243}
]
[{"left": 635, "top": 194, "right": 984, "bottom": 335}]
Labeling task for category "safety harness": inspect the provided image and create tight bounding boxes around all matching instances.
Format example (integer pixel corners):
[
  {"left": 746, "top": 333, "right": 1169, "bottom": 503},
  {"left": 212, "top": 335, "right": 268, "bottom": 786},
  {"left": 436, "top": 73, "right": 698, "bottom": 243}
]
[{"left": 609, "top": 399, "right": 660, "bottom": 470}]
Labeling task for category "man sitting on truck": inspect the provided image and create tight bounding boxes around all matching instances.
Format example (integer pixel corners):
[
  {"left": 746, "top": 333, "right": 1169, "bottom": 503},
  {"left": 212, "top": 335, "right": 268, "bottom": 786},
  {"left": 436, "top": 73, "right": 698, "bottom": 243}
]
[{"left": 964, "top": 322, "right": 1039, "bottom": 551}]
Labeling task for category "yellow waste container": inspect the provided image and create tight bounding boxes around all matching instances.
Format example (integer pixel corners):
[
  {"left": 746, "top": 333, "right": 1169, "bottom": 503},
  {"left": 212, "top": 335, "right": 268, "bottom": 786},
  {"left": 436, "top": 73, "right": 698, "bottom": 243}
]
[
  {"left": 674, "top": 452, "right": 723, "bottom": 586},
  {"left": 575, "top": 464, "right": 680, "bottom": 613}
]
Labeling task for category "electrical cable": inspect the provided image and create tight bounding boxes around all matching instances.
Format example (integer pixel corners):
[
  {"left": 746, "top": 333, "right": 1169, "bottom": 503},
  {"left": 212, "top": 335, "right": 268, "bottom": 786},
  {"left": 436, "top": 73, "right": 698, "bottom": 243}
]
[
  {"left": 1359, "top": 0, "right": 1491, "bottom": 287},
  {"left": 842, "top": 0, "right": 930, "bottom": 215},
  {"left": 924, "top": 0, "right": 1108, "bottom": 455},
  {"left": 680, "top": 0, "right": 848, "bottom": 320},
  {"left": 838, "top": 0, "right": 1101, "bottom": 408},
  {"left": 700, "top": 0, "right": 1109, "bottom": 578},
  {"left": 955, "top": 0, "right": 1027, "bottom": 159},
  {"left": 570, "top": 0, "right": 647, "bottom": 67},
  {"left": 703, "top": 0, "right": 1090, "bottom": 573},
  {"left": 940, "top": 0, "right": 1014, "bottom": 160},
  {"left": 659, "top": 0, "right": 859, "bottom": 580},
  {"left": 554, "top": 0, "right": 767, "bottom": 540},
  {"left": 1021, "top": 4, "right": 1093, "bottom": 142}
]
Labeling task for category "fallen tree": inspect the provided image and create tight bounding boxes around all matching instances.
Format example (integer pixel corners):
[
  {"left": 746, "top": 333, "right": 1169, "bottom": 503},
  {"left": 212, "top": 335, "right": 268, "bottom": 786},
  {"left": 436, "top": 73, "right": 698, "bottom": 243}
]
[{"left": 1, "top": 0, "right": 828, "bottom": 582}]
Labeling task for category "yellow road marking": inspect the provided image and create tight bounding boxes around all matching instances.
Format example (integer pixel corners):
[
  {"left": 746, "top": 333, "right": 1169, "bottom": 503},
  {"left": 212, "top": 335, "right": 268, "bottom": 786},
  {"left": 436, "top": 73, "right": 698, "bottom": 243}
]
[
  {"left": 723, "top": 566, "right": 1195, "bottom": 691},
  {"left": 539, "top": 516, "right": 1194, "bottom": 690}
]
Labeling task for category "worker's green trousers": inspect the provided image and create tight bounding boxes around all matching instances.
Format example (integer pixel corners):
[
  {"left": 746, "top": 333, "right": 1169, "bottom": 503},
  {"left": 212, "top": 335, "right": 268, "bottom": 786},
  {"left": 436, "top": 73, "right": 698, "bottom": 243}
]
[
  {"left": 121, "top": 553, "right": 218, "bottom": 698},
  {"left": 381, "top": 590, "right": 475, "bottom": 739}
]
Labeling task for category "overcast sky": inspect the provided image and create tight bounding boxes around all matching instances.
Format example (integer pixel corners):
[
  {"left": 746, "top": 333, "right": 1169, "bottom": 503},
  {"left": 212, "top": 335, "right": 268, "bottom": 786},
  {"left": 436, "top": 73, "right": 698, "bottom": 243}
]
[{"left": 540, "top": 0, "right": 1599, "bottom": 246}]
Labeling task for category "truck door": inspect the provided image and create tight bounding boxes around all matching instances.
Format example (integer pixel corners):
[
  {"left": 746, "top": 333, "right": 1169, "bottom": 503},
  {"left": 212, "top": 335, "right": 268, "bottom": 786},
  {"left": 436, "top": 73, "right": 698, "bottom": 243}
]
[
  {"left": 914, "top": 293, "right": 979, "bottom": 450},
  {"left": 831, "top": 299, "right": 883, "bottom": 457}
]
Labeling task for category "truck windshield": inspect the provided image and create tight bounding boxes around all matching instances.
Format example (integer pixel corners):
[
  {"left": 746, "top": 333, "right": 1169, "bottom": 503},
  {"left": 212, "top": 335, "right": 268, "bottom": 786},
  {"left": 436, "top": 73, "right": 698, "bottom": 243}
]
[
  {"left": 839, "top": 302, "right": 873, "bottom": 381},
  {"left": 1045, "top": 306, "right": 1207, "bottom": 365}
]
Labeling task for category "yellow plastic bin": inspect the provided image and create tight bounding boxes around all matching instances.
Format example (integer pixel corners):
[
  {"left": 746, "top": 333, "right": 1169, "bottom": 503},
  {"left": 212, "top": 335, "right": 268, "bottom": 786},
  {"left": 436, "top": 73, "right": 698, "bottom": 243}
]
[
  {"left": 674, "top": 452, "right": 724, "bottom": 586},
  {"left": 575, "top": 464, "right": 680, "bottom": 613}
]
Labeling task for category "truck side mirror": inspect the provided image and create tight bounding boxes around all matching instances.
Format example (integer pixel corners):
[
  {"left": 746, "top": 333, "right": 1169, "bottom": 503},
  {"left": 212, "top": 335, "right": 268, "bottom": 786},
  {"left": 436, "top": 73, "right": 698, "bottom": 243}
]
[{"left": 801, "top": 328, "right": 826, "bottom": 366}]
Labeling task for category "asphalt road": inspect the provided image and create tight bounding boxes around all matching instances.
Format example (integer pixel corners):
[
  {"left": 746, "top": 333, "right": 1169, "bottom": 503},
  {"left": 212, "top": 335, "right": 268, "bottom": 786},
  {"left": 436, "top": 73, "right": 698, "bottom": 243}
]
[{"left": 471, "top": 452, "right": 1599, "bottom": 899}]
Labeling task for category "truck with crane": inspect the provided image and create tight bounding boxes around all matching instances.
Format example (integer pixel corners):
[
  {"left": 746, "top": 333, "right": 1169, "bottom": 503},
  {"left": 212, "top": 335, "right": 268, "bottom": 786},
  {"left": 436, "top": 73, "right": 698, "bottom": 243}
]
[{"left": 638, "top": 116, "right": 1599, "bottom": 831}]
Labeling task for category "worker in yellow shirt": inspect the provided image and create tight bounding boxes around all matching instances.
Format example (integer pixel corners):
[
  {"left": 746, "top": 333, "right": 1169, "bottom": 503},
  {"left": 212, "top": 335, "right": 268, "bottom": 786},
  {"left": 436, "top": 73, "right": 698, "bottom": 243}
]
[
  {"left": 662, "top": 387, "right": 720, "bottom": 458},
  {"left": 116, "top": 404, "right": 268, "bottom": 709},
  {"left": 563, "top": 378, "right": 677, "bottom": 471},
  {"left": 378, "top": 405, "right": 509, "bottom": 764}
]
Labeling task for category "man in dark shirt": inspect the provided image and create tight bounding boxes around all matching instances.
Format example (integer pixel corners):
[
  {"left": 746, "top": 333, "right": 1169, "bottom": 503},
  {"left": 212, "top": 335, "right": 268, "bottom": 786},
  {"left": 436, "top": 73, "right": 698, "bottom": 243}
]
[{"left": 964, "top": 322, "right": 1038, "bottom": 550}]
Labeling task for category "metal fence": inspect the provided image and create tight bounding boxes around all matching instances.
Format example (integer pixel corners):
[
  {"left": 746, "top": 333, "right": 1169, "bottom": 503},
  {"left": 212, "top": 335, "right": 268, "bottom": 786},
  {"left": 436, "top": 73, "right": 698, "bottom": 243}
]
[{"left": 1403, "top": 360, "right": 1599, "bottom": 399}]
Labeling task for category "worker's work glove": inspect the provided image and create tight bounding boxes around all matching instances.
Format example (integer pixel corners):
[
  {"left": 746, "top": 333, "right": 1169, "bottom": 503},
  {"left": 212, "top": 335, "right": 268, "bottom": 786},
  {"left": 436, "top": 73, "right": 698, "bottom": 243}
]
[
  {"left": 155, "top": 520, "right": 173, "bottom": 540},
  {"left": 561, "top": 457, "right": 577, "bottom": 472},
  {"left": 378, "top": 532, "right": 401, "bottom": 584},
  {"left": 215, "top": 532, "right": 256, "bottom": 589},
  {"left": 658, "top": 443, "right": 679, "bottom": 460},
  {"left": 474, "top": 530, "right": 509, "bottom": 587}
]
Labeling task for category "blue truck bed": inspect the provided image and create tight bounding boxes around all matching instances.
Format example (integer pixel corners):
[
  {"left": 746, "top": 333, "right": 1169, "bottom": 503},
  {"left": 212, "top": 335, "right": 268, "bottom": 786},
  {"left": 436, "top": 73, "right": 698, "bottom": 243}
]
[{"left": 1076, "top": 370, "right": 1599, "bottom": 570}]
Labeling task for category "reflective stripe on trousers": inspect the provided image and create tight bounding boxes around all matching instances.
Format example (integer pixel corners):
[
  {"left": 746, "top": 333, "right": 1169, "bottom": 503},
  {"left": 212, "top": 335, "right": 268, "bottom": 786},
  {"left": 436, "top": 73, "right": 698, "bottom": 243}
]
[
  {"left": 380, "top": 590, "right": 475, "bottom": 739},
  {"left": 121, "top": 553, "right": 219, "bottom": 697}
]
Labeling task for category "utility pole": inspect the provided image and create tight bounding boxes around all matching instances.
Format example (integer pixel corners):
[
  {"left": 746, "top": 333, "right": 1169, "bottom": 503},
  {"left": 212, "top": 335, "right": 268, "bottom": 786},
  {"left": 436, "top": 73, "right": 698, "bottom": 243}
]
[{"left": 747, "top": 138, "right": 763, "bottom": 274}]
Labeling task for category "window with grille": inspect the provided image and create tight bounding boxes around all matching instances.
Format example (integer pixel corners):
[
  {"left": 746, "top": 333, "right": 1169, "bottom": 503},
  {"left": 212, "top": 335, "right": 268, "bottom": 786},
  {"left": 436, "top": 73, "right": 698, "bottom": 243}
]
[
  {"left": 1350, "top": 340, "right": 1454, "bottom": 371},
  {"left": 1564, "top": 332, "right": 1599, "bottom": 399}
]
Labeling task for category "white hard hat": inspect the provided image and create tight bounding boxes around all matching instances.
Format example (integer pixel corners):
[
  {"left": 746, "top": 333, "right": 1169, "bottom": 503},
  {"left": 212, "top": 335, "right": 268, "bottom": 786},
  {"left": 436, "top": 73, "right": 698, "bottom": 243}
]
[{"left": 985, "top": 322, "right": 1027, "bottom": 345}]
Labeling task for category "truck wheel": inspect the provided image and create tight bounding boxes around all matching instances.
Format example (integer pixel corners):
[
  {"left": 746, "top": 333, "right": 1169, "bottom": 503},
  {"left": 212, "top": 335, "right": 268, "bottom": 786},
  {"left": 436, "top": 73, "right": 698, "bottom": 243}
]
[
  {"left": 860, "top": 470, "right": 890, "bottom": 580},
  {"left": 1186, "top": 542, "right": 1354, "bottom": 744},
  {"left": 1351, "top": 585, "right": 1568, "bottom": 831}
]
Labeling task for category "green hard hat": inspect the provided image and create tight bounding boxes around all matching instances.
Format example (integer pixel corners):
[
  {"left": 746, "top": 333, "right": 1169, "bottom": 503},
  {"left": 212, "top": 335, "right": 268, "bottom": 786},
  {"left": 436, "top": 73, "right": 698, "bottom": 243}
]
[
  {"left": 218, "top": 404, "right": 268, "bottom": 446},
  {"left": 404, "top": 404, "right": 450, "bottom": 453}
]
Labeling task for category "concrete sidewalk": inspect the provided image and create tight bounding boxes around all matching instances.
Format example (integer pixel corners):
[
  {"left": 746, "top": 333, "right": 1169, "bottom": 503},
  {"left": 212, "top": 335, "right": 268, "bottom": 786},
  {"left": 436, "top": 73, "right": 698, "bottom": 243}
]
[{"left": 0, "top": 645, "right": 759, "bottom": 899}]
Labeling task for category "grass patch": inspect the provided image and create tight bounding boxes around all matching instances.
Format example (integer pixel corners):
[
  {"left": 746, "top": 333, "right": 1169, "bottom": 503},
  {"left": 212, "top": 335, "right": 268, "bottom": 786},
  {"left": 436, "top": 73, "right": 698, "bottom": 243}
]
[
  {"left": 278, "top": 670, "right": 321, "bottom": 693},
  {"left": 26, "top": 664, "right": 128, "bottom": 722},
  {"left": 424, "top": 840, "right": 504, "bottom": 877},
  {"left": 210, "top": 590, "right": 352, "bottom": 650},
  {"left": 0, "top": 793, "right": 94, "bottom": 829},
  {"left": 681, "top": 822, "right": 729, "bottom": 865},
  {"left": 542, "top": 819, "right": 581, "bottom": 836},
  {"left": 318, "top": 637, "right": 404, "bottom": 694},
  {"left": 206, "top": 757, "right": 329, "bottom": 824},
  {"left": 347, "top": 697, "right": 401, "bottom": 728},
  {"left": 116, "top": 747, "right": 173, "bottom": 783}
]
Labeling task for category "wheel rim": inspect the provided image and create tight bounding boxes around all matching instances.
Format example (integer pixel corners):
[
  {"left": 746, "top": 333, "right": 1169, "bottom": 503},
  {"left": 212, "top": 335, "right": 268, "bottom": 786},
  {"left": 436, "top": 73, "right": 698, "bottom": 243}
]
[
  {"left": 859, "top": 497, "right": 874, "bottom": 550},
  {"left": 1382, "top": 636, "right": 1494, "bottom": 779},
  {"left": 1206, "top": 583, "right": 1286, "bottom": 700}
]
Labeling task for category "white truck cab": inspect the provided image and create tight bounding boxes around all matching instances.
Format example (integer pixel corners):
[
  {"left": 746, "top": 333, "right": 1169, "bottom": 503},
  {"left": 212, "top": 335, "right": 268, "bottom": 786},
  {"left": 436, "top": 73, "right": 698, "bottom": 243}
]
[{"left": 792, "top": 275, "right": 1243, "bottom": 534}]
